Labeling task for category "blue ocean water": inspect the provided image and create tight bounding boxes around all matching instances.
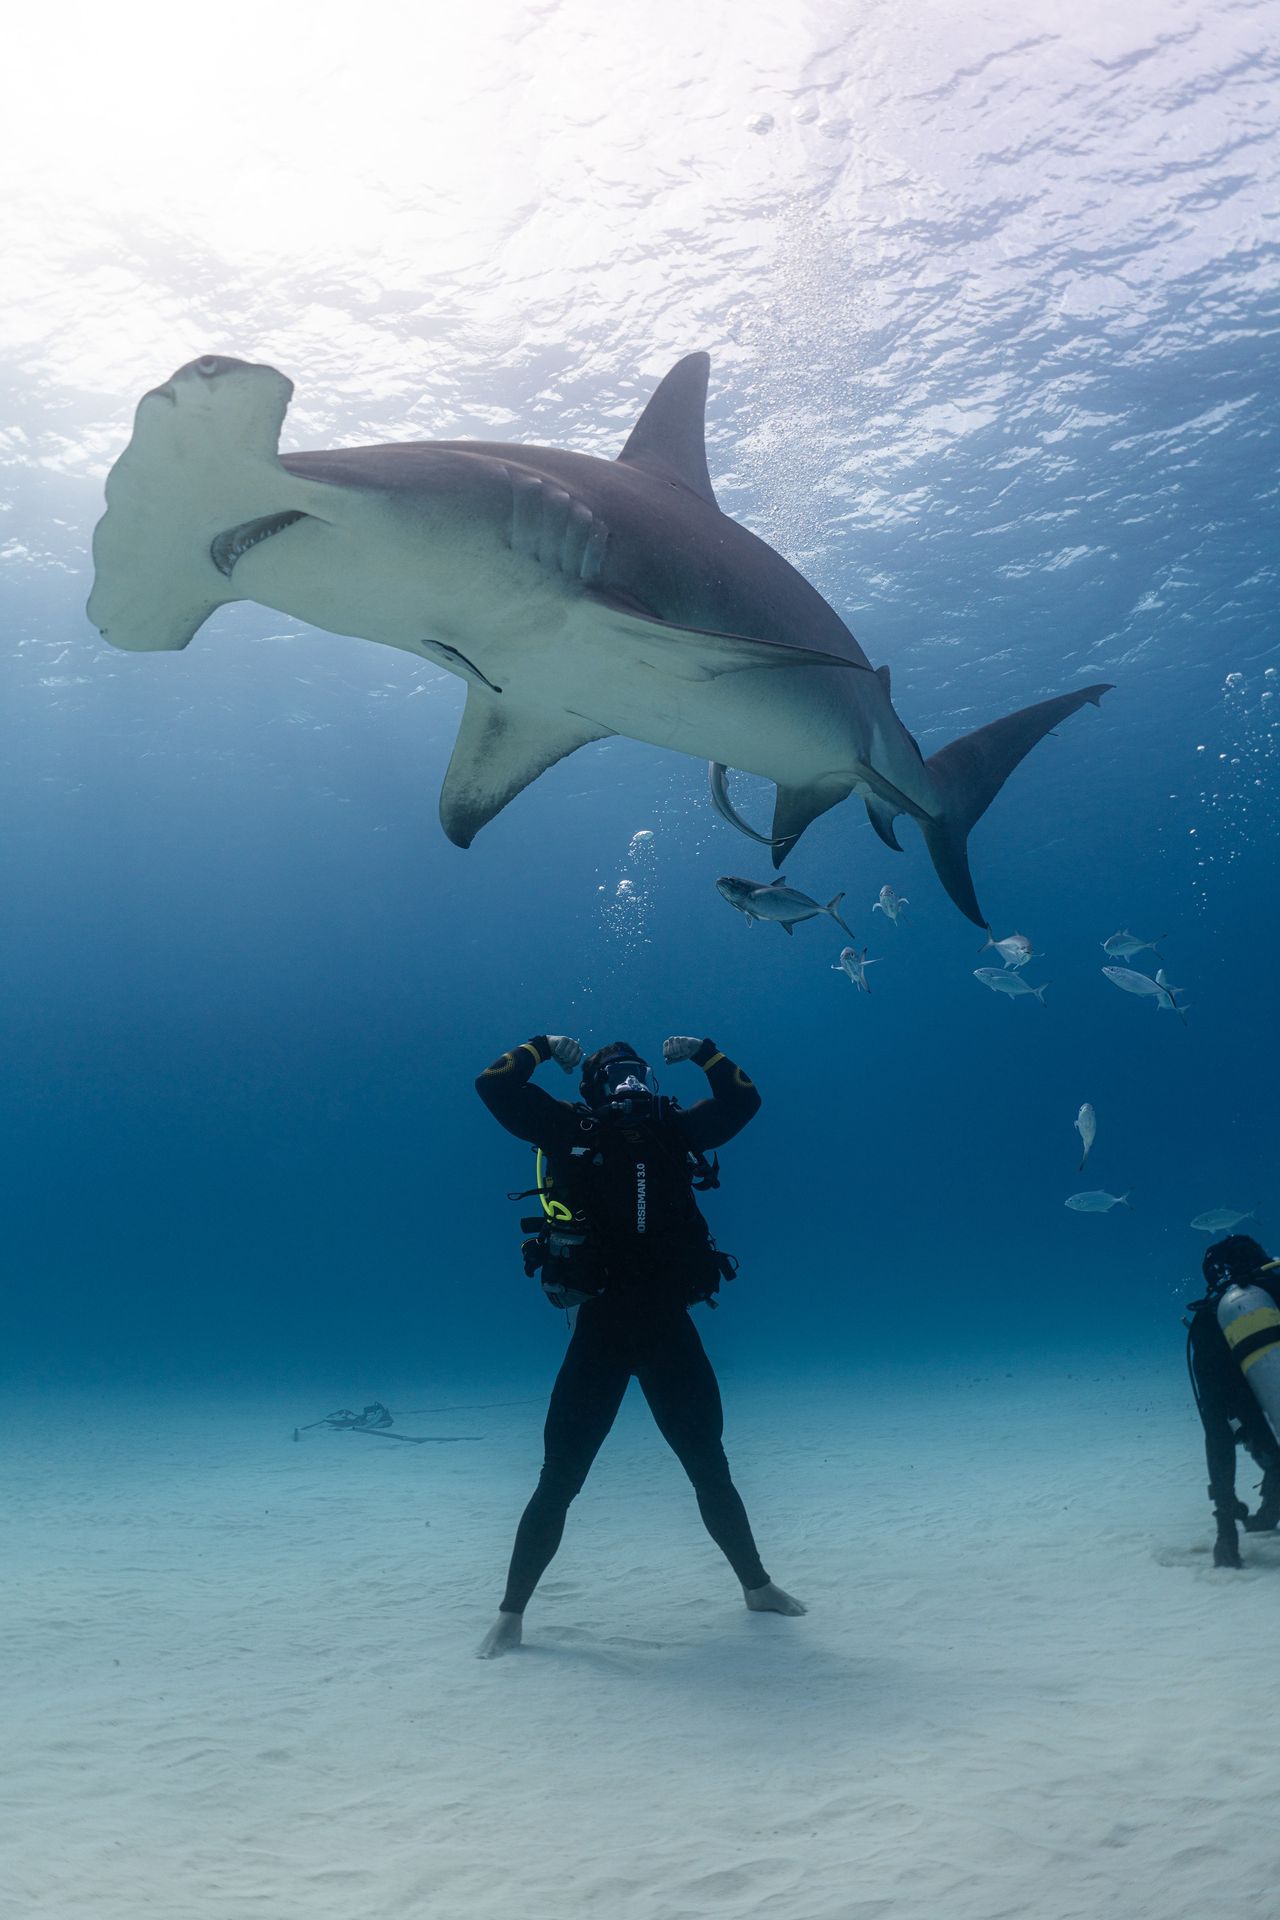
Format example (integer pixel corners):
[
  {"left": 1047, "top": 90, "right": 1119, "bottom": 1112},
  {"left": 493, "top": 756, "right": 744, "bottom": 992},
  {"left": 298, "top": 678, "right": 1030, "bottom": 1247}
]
[{"left": 1, "top": 0, "right": 1276, "bottom": 1412}]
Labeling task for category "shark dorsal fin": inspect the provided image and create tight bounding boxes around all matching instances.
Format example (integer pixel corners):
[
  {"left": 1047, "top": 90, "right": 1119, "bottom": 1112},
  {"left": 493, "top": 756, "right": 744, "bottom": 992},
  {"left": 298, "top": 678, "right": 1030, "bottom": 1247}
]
[{"left": 617, "top": 352, "right": 718, "bottom": 509}]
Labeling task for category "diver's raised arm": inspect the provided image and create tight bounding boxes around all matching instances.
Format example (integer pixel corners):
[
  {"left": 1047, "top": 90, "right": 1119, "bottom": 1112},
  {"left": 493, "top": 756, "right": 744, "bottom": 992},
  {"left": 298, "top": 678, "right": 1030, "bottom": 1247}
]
[
  {"left": 475, "top": 1034, "right": 582, "bottom": 1146},
  {"left": 663, "top": 1036, "right": 761, "bottom": 1151}
]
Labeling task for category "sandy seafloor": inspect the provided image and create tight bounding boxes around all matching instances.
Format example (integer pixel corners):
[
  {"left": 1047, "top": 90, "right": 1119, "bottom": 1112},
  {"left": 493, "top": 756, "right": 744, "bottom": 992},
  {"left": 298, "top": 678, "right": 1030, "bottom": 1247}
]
[{"left": 5, "top": 1359, "right": 1279, "bottom": 1920}]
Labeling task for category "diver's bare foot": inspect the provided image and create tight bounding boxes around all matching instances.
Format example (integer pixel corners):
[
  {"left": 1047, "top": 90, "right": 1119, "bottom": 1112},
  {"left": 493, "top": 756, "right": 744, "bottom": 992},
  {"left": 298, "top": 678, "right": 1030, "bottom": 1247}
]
[
  {"left": 745, "top": 1581, "right": 806, "bottom": 1616},
  {"left": 476, "top": 1611, "right": 524, "bottom": 1658}
]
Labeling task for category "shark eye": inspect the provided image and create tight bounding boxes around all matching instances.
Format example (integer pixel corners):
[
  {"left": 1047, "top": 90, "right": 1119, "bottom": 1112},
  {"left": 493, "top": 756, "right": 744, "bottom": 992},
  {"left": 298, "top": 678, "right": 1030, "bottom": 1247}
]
[{"left": 195, "top": 356, "right": 220, "bottom": 377}]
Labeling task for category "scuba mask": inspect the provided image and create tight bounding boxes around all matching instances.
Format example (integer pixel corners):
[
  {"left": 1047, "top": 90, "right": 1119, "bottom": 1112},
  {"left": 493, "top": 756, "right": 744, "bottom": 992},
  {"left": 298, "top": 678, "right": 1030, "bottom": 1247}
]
[{"left": 580, "top": 1043, "right": 658, "bottom": 1112}]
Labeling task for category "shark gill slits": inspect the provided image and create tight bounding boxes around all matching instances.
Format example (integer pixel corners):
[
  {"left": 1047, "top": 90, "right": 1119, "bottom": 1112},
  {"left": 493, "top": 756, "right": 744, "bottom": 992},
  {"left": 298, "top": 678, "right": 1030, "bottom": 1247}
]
[
  {"left": 536, "top": 486, "right": 572, "bottom": 568},
  {"left": 580, "top": 517, "right": 608, "bottom": 582},
  {"left": 504, "top": 466, "right": 608, "bottom": 583},
  {"left": 210, "top": 510, "right": 308, "bottom": 578}
]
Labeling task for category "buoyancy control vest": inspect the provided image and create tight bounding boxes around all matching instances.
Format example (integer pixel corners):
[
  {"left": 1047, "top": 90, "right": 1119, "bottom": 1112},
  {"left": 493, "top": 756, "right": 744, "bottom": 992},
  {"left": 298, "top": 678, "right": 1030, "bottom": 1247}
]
[{"left": 516, "top": 1096, "right": 737, "bottom": 1309}]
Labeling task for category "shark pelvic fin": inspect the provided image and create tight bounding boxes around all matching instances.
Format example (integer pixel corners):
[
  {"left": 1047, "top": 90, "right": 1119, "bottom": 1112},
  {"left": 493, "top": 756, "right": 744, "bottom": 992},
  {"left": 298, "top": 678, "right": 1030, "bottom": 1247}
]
[
  {"left": 439, "top": 692, "right": 611, "bottom": 847},
  {"left": 921, "top": 682, "right": 1113, "bottom": 926},
  {"left": 616, "top": 352, "right": 718, "bottom": 509},
  {"left": 864, "top": 794, "right": 903, "bottom": 852},
  {"left": 768, "top": 780, "right": 854, "bottom": 864}
]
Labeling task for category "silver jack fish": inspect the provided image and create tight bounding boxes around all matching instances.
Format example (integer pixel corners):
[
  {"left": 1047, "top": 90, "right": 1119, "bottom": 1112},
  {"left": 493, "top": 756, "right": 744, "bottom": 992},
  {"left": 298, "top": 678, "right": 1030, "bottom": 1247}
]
[
  {"left": 1190, "top": 1205, "right": 1258, "bottom": 1234},
  {"left": 979, "top": 930, "right": 1037, "bottom": 969},
  {"left": 1101, "top": 965, "right": 1187, "bottom": 1023},
  {"left": 1065, "top": 1190, "right": 1132, "bottom": 1213},
  {"left": 973, "top": 967, "right": 1047, "bottom": 1004},
  {"left": 873, "top": 885, "right": 908, "bottom": 925},
  {"left": 717, "top": 875, "right": 855, "bottom": 938},
  {"left": 1075, "top": 1102, "right": 1097, "bottom": 1172},
  {"left": 1102, "top": 929, "right": 1165, "bottom": 959},
  {"left": 833, "top": 945, "right": 880, "bottom": 993}
]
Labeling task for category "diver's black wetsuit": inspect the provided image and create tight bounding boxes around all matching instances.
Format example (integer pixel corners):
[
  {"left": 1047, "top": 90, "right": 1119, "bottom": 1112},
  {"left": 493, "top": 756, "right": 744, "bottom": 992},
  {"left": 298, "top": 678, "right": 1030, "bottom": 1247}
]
[
  {"left": 476, "top": 1035, "right": 769, "bottom": 1611},
  {"left": 1188, "top": 1275, "right": 1280, "bottom": 1563}
]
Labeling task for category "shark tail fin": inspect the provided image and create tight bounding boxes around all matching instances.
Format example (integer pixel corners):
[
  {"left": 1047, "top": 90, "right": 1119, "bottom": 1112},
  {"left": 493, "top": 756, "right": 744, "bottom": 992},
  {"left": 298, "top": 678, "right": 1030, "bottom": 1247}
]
[{"left": 920, "top": 683, "right": 1113, "bottom": 926}]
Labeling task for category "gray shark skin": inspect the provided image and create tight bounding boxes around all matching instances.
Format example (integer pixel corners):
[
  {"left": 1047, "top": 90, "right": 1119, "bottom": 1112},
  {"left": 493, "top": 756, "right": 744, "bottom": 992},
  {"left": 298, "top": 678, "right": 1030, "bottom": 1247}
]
[{"left": 87, "top": 351, "right": 1112, "bottom": 925}]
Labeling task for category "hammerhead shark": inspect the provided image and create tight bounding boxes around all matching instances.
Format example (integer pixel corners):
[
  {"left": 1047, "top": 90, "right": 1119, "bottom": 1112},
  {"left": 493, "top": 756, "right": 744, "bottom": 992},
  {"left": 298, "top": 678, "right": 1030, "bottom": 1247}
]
[{"left": 87, "top": 350, "right": 1111, "bottom": 925}]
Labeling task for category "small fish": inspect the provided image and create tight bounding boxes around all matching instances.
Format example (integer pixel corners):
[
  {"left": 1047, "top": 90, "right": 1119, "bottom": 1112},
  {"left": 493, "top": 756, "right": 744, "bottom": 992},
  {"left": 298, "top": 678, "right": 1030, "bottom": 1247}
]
[
  {"left": 1102, "top": 928, "right": 1165, "bottom": 960},
  {"left": 973, "top": 967, "right": 1047, "bottom": 1004},
  {"left": 1066, "top": 1189, "right": 1133, "bottom": 1213},
  {"left": 872, "top": 885, "right": 908, "bottom": 924},
  {"left": 978, "top": 931, "right": 1038, "bottom": 969},
  {"left": 1190, "top": 1205, "right": 1258, "bottom": 1234},
  {"left": 832, "top": 945, "right": 881, "bottom": 993},
  {"left": 716, "top": 874, "right": 855, "bottom": 939},
  {"left": 1075, "top": 1102, "right": 1096, "bottom": 1172},
  {"left": 1101, "top": 965, "right": 1188, "bottom": 1023}
]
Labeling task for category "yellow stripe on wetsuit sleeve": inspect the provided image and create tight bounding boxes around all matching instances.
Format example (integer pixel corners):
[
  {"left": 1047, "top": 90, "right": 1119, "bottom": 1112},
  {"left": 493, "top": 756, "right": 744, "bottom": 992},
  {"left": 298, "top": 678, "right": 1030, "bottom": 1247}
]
[{"left": 702, "top": 1051, "right": 726, "bottom": 1070}]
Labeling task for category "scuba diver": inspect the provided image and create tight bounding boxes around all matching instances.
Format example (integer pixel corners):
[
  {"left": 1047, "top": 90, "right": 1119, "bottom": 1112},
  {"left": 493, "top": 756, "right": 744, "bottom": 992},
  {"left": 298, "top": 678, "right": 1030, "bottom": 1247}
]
[
  {"left": 474, "top": 1031, "right": 805, "bottom": 1658},
  {"left": 1185, "top": 1234, "right": 1280, "bottom": 1568}
]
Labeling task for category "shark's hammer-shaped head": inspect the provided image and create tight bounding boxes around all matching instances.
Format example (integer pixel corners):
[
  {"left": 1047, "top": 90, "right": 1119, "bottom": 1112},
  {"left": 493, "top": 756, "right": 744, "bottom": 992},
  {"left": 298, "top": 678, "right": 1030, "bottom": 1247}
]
[{"left": 88, "top": 354, "right": 296, "bottom": 651}]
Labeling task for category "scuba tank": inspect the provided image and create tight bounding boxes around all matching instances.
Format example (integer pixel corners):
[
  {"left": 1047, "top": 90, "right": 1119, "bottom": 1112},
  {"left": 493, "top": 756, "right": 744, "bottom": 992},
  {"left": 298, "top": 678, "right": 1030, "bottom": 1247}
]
[{"left": 1216, "top": 1283, "right": 1280, "bottom": 1445}]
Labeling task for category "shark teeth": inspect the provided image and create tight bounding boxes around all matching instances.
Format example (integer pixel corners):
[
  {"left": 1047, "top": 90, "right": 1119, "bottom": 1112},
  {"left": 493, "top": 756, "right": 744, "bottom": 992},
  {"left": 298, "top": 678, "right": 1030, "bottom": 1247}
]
[{"left": 210, "top": 510, "right": 307, "bottom": 578}]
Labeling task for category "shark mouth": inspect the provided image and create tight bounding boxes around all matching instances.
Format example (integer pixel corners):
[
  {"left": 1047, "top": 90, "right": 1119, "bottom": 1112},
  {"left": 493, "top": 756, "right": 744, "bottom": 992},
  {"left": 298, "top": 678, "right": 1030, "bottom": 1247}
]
[{"left": 210, "top": 511, "right": 308, "bottom": 579}]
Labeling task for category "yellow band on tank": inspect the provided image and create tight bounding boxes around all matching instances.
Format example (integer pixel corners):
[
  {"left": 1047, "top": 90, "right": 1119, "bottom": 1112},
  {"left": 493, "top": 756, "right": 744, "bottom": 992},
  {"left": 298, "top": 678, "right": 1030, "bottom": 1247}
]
[
  {"left": 702, "top": 1051, "right": 726, "bottom": 1070},
  {"left": 1241, "top": 1340, "right": 1280, "bottom": 1374},
  {"left": 1223, "top": 1306, "right": 1280, "bottom": 1350}
]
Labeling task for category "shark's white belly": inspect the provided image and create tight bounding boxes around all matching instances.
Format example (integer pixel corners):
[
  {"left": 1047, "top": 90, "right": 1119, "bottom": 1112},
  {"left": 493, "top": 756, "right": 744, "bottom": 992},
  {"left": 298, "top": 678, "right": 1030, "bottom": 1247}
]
[{"left": 231, "top": 496, "right": 935, "bottom": 814}]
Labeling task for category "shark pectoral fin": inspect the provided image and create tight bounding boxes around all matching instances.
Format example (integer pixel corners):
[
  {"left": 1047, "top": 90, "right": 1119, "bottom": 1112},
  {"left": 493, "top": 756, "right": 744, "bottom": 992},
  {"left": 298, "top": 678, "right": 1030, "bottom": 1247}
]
[
  {"left": 864, "top": 794, "right": 903, "bottom": 852},
  {"left": 616, "top": 352, "right": 718, "bottom": 509},
  {"left": 439, "top": 692, "right": 611, "bottom": 847},
  {"left": 593, "top": 597, "right": 868, "bottom": 683},
  {"left": 768, "top": 781, "right": 854, "bottom": 867},
  {"left": 921, "top": 683, "right": 1113, "bottom": 926}
]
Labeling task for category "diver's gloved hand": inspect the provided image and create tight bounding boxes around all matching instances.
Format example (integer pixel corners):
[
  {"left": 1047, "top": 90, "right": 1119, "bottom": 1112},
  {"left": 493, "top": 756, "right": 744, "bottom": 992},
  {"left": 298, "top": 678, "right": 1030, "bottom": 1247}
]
[
  {"left": 662, "top": 1036, "right": 704, "bottom": 1064},
  {"left": 545, "top": 1034, "right": 583, "bottom": 1072}
]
